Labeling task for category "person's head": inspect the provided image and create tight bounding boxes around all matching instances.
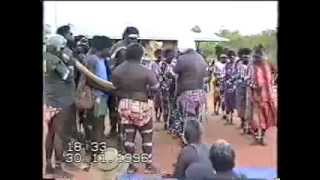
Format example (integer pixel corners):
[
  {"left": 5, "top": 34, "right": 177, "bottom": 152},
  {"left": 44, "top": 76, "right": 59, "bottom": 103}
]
[
  {"left": 183, "top": 120, "right": 203, "bottom": 144},
  {"left": 154, "top": 49, "right": 162, "bottom": 60},
  {"left": 91, "top": 36, "right": 113, "bottom": 58},
  {"left": 253, "top": 48, "right": 265, "bottom": 63},
  {"left": 227, "top": 50, "right": 236, "bottom": 62},
  {"left": 46, "top": 34, "right": 67, "bottom": 54},
  {"left": 209, "top": 140, "right": 236, "bottom": 172},
  {"left": 238, "top": 48, "right": 252, "bottom": 65},
  {"left": 56, "top": 25, "right": 74, "bottom": 42},
  {"left": 74, "top": 35, "right": 89, "bottom": 54},
  {"left": 219, "top": 54, "right": 228, "bottom": 64},
  {"left": 122, "top": 26, "right": 140, "bottom": 45},
  {"left": 125, "top": 43, "right": 144, "bottom": 62},
  {"left": 163, "top": 49, "right": 176, "bottom": 64}
]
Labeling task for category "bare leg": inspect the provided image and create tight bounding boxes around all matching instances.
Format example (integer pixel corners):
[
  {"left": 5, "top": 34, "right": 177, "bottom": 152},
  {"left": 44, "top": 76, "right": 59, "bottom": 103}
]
[
  {"left": 45, "top": 119, "right": 55, "bottom": 174},
  {"left": 229, "top": 112, "right": 234, "bottom": 125},
  {"left": 123, "top": 124, "right": 138, "bottom": 173},
  {"left": 53, "top": 134, "right": 73, "bottom": 178},
  {"left": 139, "top": 120, "right": 159, "bottom": 174},
  {"left": 213, "top": 101, "right": 217, "bottom": 115}
]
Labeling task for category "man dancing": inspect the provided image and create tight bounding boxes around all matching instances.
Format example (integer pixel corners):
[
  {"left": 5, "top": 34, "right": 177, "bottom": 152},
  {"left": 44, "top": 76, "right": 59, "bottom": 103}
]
[
  {"left": 108, "top": 26, "right": 141, "bottom": 138},
  {"left": 174, "top": 36, "right": 208, "bottom": 144},
  {"left": 112, "top": 43, "right": 159, "bottom": 174}
]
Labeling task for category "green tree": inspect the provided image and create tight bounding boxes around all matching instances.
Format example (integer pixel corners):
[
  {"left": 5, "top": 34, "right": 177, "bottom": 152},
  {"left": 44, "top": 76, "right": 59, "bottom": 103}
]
[{"left": 198, "top": 29, "right": 277, "bottom": 66}]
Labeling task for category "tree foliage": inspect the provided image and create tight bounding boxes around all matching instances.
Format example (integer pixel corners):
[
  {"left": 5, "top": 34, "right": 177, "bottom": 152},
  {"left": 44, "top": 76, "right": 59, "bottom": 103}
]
[{"left": 199, "top": 29, "right": 277, "bottom": 65}]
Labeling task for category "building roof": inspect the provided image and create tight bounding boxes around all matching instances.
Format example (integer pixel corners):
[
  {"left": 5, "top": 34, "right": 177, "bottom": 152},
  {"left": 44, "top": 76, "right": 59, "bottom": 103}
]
[
  {"left": 85, "top": 30, "right": 229, "bottom": 42},
  {"left": 193, "top": 32, "right": 230, "bottom": 42}
]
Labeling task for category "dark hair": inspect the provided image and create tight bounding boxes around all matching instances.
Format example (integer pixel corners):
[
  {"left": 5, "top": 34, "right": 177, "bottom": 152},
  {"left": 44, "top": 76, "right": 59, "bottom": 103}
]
[
  {"left": 184, "top": 120, "right": 202, "bottom": 144},
  {"left": 91, "top": 36, "right": 113, "bottom": 51},
  {"left": 163, "top": 49, "right": 175, "bottom": 58},
  {"left": 74, "top": 35, "right": 86, "bottom": 43},
  {"left": 56, "top": 25, "right": 71, "bottom": 36},
  {"left": 154, "top": 49, "right": 162, "bottom": 57},
  {"left": 125, "top": 43, "right": 144, "bottom": 61},
  {"left": 254, "top": 48, "right": 264, "bottom": 58},
  {"left": 238, "top": 48, "right": 252, "bottom": 57},
  {"left": 209, "top": 143, "right": 235, "bottom": 172},
  {"left": 122, "top": 26, "right": 139, "bottom": 39},
  {"left": 227, "top": 50, "right": 236, "bottom": 58}
]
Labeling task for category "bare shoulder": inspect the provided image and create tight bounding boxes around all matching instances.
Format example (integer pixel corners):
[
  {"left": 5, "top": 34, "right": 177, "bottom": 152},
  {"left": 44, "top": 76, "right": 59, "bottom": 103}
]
[{"left": 112, "top": 62, "right": 127, "bottom": 76}]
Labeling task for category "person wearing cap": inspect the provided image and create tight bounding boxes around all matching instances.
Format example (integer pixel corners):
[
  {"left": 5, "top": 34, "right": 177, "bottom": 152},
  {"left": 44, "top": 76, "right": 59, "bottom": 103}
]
[
  {"left": 234, "top": 48, "right": 252, "bottom": 132},
  {"left": 110, "top": 26, "right": 140, "bottom": 69},
  {"left": 173, "top": 35, "right": 208, "bottom": 144},
  {"left": 112, "top": 43, "right": 160, "bottom": 174},
  {"left": 247, "top": 48, "right": 277, "bottom": 145},
  {"left": 44, "top": 34, "right": 77, "bottom": 178},
  {"left": 222, "top": 50, "right": 238, "bottom": 125},
  {"left": 108, "top": 26, "right": 140, "bottom": 138}
]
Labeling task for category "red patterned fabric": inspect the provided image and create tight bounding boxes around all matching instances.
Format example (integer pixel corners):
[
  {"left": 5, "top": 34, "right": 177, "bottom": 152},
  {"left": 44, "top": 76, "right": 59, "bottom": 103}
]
[
  {"left": 250, "top": 62, "right": 277, "bottom": 130},
  {"left": 118, "top": 99, "right": 153, "bottom": 127}
]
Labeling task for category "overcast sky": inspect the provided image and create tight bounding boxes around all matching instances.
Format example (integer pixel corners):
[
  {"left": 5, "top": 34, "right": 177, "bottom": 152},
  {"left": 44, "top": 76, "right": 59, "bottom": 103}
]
[{"left": 44, "top": 1, "right": 278, "bottom": 37}]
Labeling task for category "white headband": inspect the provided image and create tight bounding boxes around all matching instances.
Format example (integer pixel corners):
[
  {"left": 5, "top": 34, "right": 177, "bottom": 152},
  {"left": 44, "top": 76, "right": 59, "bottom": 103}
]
[{"left": 128, "top": 34, "right": 138, "bottom": 38}]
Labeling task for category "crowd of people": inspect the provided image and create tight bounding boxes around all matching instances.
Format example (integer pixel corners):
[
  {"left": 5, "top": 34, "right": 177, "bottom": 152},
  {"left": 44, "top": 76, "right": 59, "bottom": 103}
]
[
  {"left": 43, "top": 24, "right": 277, "bottom": 179},
  {"left": 210, "top": 45, "right": 277, "bottom": 145}
]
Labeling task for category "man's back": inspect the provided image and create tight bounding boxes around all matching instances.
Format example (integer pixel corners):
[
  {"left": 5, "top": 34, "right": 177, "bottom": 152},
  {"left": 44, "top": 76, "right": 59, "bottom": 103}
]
[
  {"left": 174, "top": 50, "right": 208, "bottom": 95},
  {"left": 112, "top": 61, "right": 157, "bottom": 101}
]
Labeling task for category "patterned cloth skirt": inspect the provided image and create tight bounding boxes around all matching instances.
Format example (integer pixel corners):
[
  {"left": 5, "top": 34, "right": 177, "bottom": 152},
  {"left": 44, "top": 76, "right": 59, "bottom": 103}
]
[
  {"left": 235, "top": 86, "right": 247, "bottom": 118},
  {"left": 118, "top": 98, "right": 153, "bottom": 127},
  {"left": 177, "top": 89, "right": 207, "bottom": 118},
  {"left": 224, "top": 90, "right": 236, "bottom": 114},
  {"left": 168, "top": 89, "right": 206, "bottom": 137}
]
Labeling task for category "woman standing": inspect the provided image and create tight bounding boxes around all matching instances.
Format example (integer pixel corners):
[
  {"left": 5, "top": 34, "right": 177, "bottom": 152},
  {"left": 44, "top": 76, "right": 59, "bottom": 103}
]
[{"left": 249, "top": 49, "right": 277, "bottom": 145}]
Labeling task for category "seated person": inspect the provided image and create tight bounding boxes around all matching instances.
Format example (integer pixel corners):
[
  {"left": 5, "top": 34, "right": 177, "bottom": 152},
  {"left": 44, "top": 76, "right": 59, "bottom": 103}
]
[
  {"left": 208, "top": 140, "right": 247, "bottom": 180},
  {"left": 171, "top": 120, "right": 213, "bottom": 179},
  {"left": 185, "top": 162, "right": 215, "bottom": 180}
]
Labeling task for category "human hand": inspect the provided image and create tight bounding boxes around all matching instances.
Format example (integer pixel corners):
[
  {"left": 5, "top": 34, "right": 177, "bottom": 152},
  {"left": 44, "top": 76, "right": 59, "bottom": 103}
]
[{"left": 43, "top": 105, "right": 61, "bottom": 123}]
